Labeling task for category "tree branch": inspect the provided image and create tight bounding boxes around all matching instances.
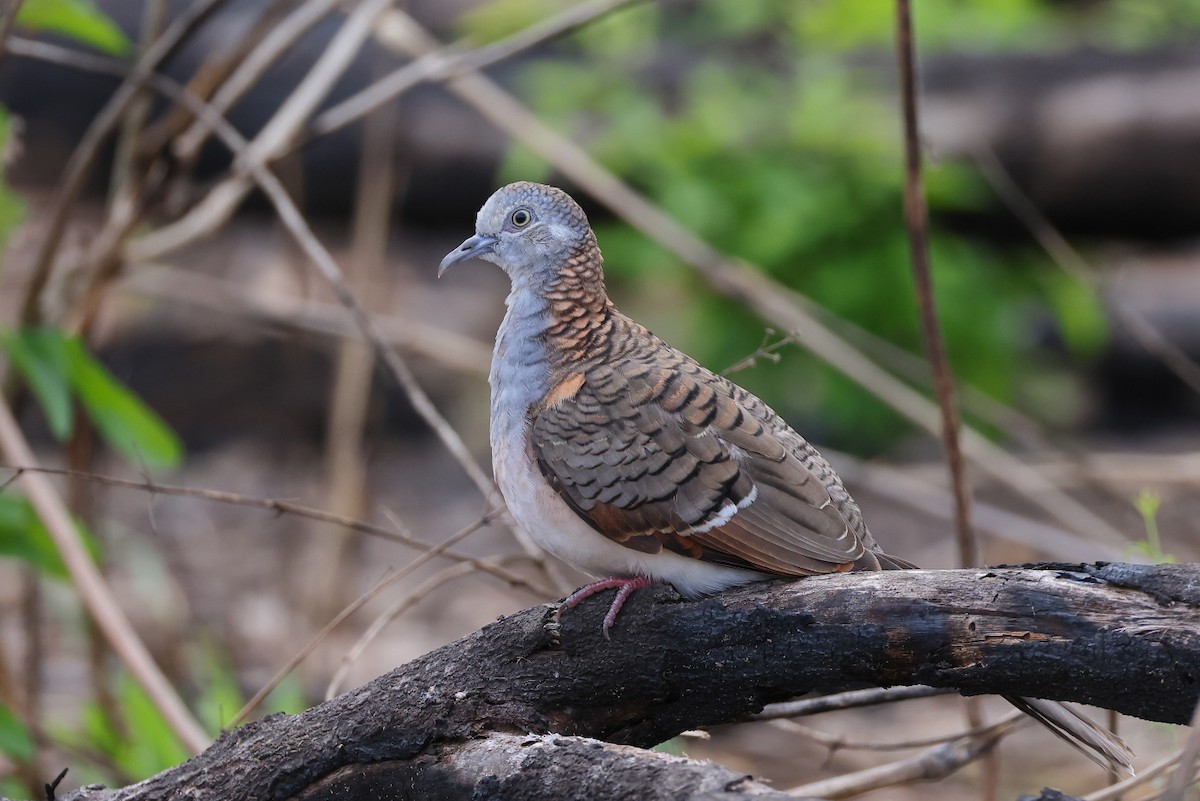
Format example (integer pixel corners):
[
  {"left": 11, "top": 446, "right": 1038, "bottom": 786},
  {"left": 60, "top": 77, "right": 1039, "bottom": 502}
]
[{"left": 27, "top": 562, "right": 1197, "bottom": 801}]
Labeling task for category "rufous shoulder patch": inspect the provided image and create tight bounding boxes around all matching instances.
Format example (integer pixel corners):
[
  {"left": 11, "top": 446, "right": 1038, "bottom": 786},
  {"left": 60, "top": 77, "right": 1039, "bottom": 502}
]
[{"left": 539, "top": 372, "right": 585, "bottom": 411}]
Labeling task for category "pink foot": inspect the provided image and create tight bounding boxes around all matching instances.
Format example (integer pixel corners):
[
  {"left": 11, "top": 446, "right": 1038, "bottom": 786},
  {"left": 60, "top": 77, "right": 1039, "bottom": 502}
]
[{"left": 560, "top": 576, "right": 656, "bottom": 639}]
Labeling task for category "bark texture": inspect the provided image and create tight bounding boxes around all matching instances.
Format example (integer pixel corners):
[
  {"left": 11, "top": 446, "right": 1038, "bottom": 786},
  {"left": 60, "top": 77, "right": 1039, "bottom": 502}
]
[{"left": 30, "top": 563, "right": 1200, "bottom": 801}]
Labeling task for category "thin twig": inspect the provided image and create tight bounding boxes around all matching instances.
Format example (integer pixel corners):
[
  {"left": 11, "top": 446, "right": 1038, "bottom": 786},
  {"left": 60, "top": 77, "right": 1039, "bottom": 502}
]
[
  {"left": 0, "top": 464, "right": 486, "bottom": 561},
  {"left": 324, "top": 557, "right": 530, "bottom": 699},
  {"left": 975, "top": 144, "right": 1200, "bottom": 399},
  {"left": 6, "top": 33, "right": 549, "bottom": 566},
  {"left": 720, "top": 329, "right": 797, "bottom": 376},
  {"left": 129, "top": 0, "right": 394, "bottom": 262},
  {"left": 307, "top": 0, "right": 644, "bottom": 141},
  {"left": 791, "top": 293, "right": 1052, "bottom": 453},
  {"left": 228, "top": 514, "right": 497, "bottom": 727},
  {"left": 0, "top": 401, "right": 209, "bottom": 753},
  {"left": 897, "top": 6, "right": 988, "bottom": 786},
  {"left": 895, "top": 0, "right": 977, "bottom": 571},
  {"left": 14, "top": 0, "right": 226, "bottom": 330},
  {"left": 1085, "top": 750, "right": 1188, "bottom": 801},
  {"left": 751, "top": 687, "right": 953, "bottom": 721},
  {"left": 895, "top": 6, "right": 990, "bottom": 787},
  {"left": 0, "top": 0, "right": 26, "bottom": 63},
  {"left": 771, "top": 709, "right": 1025, "bottom": 752},
  {"left": 109, "top": 1, "right": 166, "bottom": 206},
  {"left": 373, "top": 11, "right": 1133, "bottom": 550},
  {"left": 825, "top": 448, "right": 1124, "bottom": 562},
  {"left": 785, "top": 715, "right": 1019, "bottom": 798},
  {"left": 172, "top": 0, "right": 342, "bottom": 162},
  {"left": 117, "top": 267, "right": 491, "bottom": 374},
  {"left": 1163, "top": 699, "right": 1200, "bottom": 801},
  {"left": 306, "top": 50, "right": 399, "bottom": 621}
]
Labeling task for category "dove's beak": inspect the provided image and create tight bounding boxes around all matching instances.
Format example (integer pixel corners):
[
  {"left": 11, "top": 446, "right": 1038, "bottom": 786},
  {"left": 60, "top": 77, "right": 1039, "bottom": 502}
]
[{"left": 438, "top": 234, "right": 498, "bottom": 277}]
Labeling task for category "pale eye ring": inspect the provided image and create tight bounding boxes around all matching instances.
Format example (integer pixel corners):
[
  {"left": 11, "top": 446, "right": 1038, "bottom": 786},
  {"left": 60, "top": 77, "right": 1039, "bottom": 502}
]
[{"left": 510, "top": 208, "right": 532, "bottom": 227}]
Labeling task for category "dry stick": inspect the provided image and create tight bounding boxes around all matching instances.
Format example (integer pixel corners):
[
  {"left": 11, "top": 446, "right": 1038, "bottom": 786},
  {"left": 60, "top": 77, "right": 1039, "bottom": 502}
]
[
  {"left": 772, "top": 709, "right": 1025, "bottom": 753},
  {"left": 375, "top": 11, "right": 1131, "bottom": 551},
  {"left": 129, "top": 0, "right": 394, "bottom": 263},
  {"left": 826, "top": 448, "right": 1124, "bottom": 562},
  {"left": 24, "top": 32, "right": 544, "bottom": 569},
  {"left": 752, "top": 687, "right": 953, "bottom": 721},
  {"left": 172, "top": 0, "right": 342, "bottom": 162},
  {"left": 14, "top": 0, "right": 226, "bottom": 330},
  {"left": 792, "top": 297, "right": 1051, "bottom": 456},
  {"left": 107, "top": 3, "right": 549, "bottom": 568},
  {"left": 307, "top": 50, "right": 400, "bottom": 622},
  {"left": 0, "top": 0, "right": 26, "bottom": 63},
  {"left": 894, "top": 5, "right": 990, "bottom": 792},
  {"left": 324, "top": 557, "right": 529, "bottom": 700},
  {"left": 1085, "top": 751, "right": 1189, "bottom": 801},
  {"left": 68, "top": 1, "right": 297, "bottom": 339},
  {"left": 0, "top": 402, "right": 209, "bottom": 753},
  {"left": 725, "top": 320, "right": 1054, "bottom": 465},
  {"left": 227, "top": 91, "right": 551, "bottom": 565},
  {"left": 117, "top": 267, "right": 492, "bottom": 374},
  {"left": 894, "top": 0, "right": 976, "bottom": 571},
  {"left": 786, "top": 715, "right": 1019, "bottom": 798},
  {"left": 307, "top": 0, "right": 644, "bottom": 141},
  {"left": 1163, "top": 699, "right": 1200, "bottom": 801},
  {"left": 109, "top": 0, "right": 167, "bottom": 206},
  {"left": 0, "top": 463, "right": 495, "bottom": 565},
  {"left": 975, "top": 145, "right": 1200, "bottom": 398},
  {"left": 130, "top": 0, "right": 643, "bottom": 261},
  {"left": 228, "top": 514, "right": 496, "bottom": 727}
]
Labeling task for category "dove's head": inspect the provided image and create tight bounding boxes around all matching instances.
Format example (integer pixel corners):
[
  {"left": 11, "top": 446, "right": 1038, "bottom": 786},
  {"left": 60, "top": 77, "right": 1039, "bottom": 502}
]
[{"left": 438, "top": 182, "right": 598, "bottom": 288}]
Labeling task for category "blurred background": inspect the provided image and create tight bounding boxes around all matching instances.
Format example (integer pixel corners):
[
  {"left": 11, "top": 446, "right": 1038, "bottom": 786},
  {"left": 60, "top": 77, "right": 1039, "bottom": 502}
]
[{"left": 0, "top": 0, "right": 1196, "bottom": 798}]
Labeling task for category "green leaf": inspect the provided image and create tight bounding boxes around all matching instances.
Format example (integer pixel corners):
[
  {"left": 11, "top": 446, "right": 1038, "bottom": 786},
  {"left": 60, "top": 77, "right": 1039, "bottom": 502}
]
[
  {"left": 16, "top": 0, "right": 130, "bottom": 56},
  {"left": 0, "top": 494, "right": 102, "bottom": 579},
  {"left": 1, "top": 327, "right": 75, "bottom": 440},
  {"left": 0, "top": 703, "right": 34, "bottom": 762},
  {"left": 0, "top": 494, "right": 69, "bottom": 578},
  {"left": 0, "top": 109, "right": 24, "bottom": 252},
  {"left": 62, "top": 338, "right": 183, "bottom": 469},
  {"left": 81, "top": 672, "right": 188, "bottom": 779}
]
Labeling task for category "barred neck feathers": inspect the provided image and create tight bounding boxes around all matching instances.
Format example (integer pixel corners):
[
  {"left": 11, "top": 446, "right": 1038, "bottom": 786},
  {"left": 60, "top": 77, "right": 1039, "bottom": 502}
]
[
  {"left": 541, "top": 233, "right": 614, "bottom": 368},
  {"left": 490, "top": 233, "right": 612, "bottom": 423}
]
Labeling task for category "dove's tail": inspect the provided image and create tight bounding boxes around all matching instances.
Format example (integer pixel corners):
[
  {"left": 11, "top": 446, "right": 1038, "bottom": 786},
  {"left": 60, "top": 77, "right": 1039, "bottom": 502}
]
[{"left": 1005, "top": 695, "right": 1135, "bottom": 776}]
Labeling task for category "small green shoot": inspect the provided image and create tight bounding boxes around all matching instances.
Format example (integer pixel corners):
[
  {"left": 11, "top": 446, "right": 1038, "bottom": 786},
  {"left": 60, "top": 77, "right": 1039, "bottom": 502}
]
[{"left": 1128, "top": 489, "right": 1175, "bottom": 564}]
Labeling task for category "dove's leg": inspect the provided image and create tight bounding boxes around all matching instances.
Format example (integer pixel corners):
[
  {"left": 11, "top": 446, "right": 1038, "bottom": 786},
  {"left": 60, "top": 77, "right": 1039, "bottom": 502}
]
[{"left": 560, "top": 576, "right": 656, "bottom": 638}]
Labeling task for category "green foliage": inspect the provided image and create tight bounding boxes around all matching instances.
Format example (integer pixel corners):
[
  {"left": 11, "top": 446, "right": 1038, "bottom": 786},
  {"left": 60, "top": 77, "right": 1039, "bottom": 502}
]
[
  {"left": 63, "top": 334, "right": 183, "bottom": 468},
  {"left": 479, "top": 0, "right": 1140, "bottom": 450},
  {"left": 0, "top": 702, "right": 34, "bottom": 763},
  {"left": 2, "top": 327, "right": 184, "bottom": 469},
  {"left": 0, "top": 493, "right": 101, "bottom": 578},
  {"left": 3, "top": 327, "right": 73, "bottom": 439},
  {"left": 0, "top": 110, "right": 26, "bottom": 273},
  {"left": 15, "top": 0, "right": 130, "bottom": 56},
  {"left": 193, "top": 645, "right": 309, "bottom": 735},
  {"left": 61, "top": 653, "right": 311, "bottom": 784},
  {"left": 458, "top": 0, "right": 574, "bottom": 44},
  {"left": 79, "top": 673, "right": 190, "bottom": 781}
]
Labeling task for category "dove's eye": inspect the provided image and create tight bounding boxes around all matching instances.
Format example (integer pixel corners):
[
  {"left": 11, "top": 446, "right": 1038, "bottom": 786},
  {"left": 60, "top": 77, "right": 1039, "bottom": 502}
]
[{"left": 511, "top": 208, "right": 532, "bottom": 227}]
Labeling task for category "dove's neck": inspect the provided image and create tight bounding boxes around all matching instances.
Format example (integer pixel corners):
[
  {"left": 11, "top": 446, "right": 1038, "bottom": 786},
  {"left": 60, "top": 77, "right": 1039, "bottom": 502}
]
[{"left": 489, "top": 252, "right": 611, "bottom": 442}]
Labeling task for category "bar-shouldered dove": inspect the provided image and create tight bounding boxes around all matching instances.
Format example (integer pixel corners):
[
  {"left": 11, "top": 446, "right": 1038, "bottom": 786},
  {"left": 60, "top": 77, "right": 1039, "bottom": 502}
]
[{"left": 439, "top": 181, "right": 1133, "bottom": 775}]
